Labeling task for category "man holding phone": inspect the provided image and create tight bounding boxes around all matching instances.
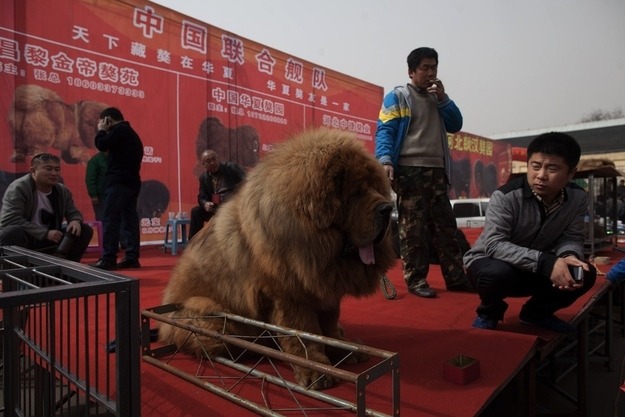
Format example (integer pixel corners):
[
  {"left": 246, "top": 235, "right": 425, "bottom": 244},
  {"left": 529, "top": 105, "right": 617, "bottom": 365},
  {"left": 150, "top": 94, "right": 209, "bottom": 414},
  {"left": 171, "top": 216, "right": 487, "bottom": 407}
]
[
  {"left": 464, "top": 132, "right": 596, "bottom": 333},
  {"left": 91, "top": 107, "right": 143, "bottom": 270}
]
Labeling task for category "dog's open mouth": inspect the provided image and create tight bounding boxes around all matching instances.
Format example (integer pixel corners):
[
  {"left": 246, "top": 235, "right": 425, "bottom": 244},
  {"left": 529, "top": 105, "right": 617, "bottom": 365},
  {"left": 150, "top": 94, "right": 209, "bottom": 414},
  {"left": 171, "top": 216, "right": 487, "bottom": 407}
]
[
  {"left": 358, "top": 245, "right": 375, "bottom": 265},
  {"left": 358, "top": 225, "right": 389, "bottom": 265},
  {"left": 357, "top": 203, "right": 393, "bottom": 265}
]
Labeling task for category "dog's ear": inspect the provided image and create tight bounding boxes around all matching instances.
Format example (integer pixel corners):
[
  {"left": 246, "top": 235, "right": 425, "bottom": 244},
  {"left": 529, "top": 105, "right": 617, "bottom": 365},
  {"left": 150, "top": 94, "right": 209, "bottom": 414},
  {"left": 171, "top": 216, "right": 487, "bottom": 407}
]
[{"left": 295, "top": 152, "right": 344, "bottom": 229}]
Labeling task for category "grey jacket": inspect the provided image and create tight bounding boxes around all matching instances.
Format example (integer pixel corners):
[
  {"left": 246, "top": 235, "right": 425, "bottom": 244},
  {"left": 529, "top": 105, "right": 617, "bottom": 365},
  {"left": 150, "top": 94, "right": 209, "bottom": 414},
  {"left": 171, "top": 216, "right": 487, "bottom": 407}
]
[
  {"left": 463, "top": 176, "right": 587, "bottom": 278},
  {"left": 375, "top": 85, "right": 462, "bottom": 184},
  {"left": 0, "top": 174, "right": 83, "bottom": 241}
]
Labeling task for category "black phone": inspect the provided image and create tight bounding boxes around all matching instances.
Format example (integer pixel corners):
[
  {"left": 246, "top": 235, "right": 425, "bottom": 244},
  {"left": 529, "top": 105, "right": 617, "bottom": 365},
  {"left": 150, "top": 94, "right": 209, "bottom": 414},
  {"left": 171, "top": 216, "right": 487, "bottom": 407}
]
[{"left": 568, "top": 265, "right": 584, "bottom": 283}]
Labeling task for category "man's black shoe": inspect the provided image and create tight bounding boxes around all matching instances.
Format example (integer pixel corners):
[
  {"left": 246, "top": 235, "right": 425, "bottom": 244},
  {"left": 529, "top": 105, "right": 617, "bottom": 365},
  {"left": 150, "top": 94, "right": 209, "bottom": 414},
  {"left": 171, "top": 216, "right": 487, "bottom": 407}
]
[
  {"left": 408, "top": 286, "right": 437, "bottom": 298},
  {"left": 117, "top": 258, "right": 141, "bottom": 269},
  {"left": 91, "top": 259, "right": 117, "bottom": 270},
  {"left": 447, "top": 282, "right": 477, "bottom": 293}
]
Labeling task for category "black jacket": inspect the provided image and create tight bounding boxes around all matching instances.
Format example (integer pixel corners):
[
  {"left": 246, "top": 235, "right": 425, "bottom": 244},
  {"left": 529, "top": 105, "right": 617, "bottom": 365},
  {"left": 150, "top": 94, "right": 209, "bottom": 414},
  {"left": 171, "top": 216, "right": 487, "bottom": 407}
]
[
  {"left": 197, "top": 162, "right": 245, "bottom": 208},
  {"left": 95, "top": 121, "right": 143, "bottom": 191}
]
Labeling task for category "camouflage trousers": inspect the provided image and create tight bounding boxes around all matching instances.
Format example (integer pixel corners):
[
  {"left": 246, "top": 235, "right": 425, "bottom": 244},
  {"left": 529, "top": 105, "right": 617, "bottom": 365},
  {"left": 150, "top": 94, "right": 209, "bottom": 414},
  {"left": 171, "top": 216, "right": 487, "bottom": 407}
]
[{"left": 395, "top": 166, "right": 466, "bottom": 289}]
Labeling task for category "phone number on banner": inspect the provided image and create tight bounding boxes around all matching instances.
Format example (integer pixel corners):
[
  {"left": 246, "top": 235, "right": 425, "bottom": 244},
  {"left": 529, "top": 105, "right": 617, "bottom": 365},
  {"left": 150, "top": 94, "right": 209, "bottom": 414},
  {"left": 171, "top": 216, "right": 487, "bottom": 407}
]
[
  {"left": 245, "top": 110, "right": 288, "bottom": 125},
  {"left": 67, "top": 77, "right": 145, "bottom": 98}
]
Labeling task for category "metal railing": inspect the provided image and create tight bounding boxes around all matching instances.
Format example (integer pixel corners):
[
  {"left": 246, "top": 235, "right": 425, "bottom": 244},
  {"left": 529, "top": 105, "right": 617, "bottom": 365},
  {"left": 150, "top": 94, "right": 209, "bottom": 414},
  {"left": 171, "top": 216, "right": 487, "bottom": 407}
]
[
  {"left": 0, "top": 246, "right": 140, "bottom": 417},
  {"left": 142, "top": 304, "right": 400, "bottom": 417}
]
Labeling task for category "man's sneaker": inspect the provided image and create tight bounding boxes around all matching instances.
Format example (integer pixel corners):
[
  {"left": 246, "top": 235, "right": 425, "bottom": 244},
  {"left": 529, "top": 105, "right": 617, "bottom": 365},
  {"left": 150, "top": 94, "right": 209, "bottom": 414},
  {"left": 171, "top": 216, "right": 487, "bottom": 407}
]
[
  {"left": 472, "top": 315, "right": 498, "bottom": 330},
  {"left": 519, "top": 313, "right": 576, "bottom": 333},
  {"left": 473, "top": 303, "right": 508, "bottom": 330},
  {"left": 117, "top": 258, "right": 141, "bottom": 269}
]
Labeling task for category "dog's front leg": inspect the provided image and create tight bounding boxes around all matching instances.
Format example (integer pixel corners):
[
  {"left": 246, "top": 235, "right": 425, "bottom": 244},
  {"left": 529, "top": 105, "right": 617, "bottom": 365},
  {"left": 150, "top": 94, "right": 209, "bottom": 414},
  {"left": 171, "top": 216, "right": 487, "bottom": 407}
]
[{"left": 269, "top": 299, "right": 338, "bottom": 390}]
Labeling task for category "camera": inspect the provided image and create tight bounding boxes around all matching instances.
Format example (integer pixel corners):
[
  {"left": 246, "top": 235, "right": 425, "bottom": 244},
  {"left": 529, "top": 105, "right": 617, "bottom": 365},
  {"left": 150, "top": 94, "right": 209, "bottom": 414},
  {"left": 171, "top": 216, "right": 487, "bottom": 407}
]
[
  {"left": 568, "top": 265, "right": 584, "bottom": 283},
  {"left": 55, "top": 232, "right": 77, "bottom": 257}
]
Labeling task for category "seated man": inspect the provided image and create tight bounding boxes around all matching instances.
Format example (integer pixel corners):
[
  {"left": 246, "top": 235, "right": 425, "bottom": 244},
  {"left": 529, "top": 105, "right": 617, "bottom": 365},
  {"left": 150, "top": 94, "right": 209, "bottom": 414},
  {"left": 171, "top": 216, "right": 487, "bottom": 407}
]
[
  {"left": 463, "top": 132, "right": 596, "bottom": 333},
  {"left": 0, "top": 153, "right": 93, "bottom": 262},
  {"left": 188, "top": 149, "right": 246, "bottom": 239}
]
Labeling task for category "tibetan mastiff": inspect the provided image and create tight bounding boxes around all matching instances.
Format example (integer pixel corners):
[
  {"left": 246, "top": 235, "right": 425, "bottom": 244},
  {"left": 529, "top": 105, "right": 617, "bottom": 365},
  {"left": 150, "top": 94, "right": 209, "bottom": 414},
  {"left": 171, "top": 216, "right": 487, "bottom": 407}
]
[{"left": 159, "top": 128, "right": 396, "bottom": 389}]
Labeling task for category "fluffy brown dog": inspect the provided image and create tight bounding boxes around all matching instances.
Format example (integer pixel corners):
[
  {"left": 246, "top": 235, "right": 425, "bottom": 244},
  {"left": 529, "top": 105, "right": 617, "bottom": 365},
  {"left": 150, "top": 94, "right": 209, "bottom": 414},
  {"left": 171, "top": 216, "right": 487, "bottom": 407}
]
[{"left": 159, "top": 128, "right": 396, "bottom": 389}]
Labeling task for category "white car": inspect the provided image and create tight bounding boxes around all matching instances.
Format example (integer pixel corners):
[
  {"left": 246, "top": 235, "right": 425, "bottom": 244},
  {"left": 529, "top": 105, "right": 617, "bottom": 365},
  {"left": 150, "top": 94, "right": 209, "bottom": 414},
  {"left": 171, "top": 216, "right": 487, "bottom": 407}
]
[
  {"left": 450, "top": 198, "right": 490, "bottom": 228},
  {"left": 390, "top": 194, "right": 489, "bottom": 228}
]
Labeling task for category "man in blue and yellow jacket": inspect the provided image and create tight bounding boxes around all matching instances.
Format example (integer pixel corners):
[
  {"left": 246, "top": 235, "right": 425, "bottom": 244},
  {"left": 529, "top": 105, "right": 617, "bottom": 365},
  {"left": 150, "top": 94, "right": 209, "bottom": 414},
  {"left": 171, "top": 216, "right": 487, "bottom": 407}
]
[{"left": 375, "top": 46, "right": 473, "bottom": 298}]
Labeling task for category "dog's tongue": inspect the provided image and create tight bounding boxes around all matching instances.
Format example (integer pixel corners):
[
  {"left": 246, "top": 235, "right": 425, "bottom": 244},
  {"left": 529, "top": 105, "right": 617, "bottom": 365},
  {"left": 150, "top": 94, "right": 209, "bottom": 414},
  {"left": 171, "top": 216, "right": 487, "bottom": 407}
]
[{"left": 359, "top": 244, "right": 375, "bottom": 265}]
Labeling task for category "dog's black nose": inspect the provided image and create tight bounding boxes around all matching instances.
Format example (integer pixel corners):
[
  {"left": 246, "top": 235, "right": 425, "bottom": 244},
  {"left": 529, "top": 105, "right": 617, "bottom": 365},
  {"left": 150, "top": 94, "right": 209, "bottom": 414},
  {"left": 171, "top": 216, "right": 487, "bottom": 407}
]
[{"left": 377, "top": 203, "right": 393, "bottom": 218}]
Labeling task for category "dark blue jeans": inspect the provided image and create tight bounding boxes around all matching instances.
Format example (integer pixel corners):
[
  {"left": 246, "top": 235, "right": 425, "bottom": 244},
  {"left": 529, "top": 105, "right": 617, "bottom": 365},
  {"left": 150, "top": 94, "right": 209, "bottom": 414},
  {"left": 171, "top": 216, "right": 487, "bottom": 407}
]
[
  {"left": 95, "top": 200, "right": 129, "bottom": 247},
  {"left": 102, "top": 184, "right": 140, "bottom": 262}
]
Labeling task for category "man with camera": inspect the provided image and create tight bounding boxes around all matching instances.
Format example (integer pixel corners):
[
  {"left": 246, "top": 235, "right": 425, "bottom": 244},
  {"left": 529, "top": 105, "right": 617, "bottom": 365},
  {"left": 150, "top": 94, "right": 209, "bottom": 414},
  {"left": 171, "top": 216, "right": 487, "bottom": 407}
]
[
  {"left": 463, "top": 132, "right": 596, "bottom": 333},
  {"left": 0, "top": 153, "right": 93, "bottom": 261}
]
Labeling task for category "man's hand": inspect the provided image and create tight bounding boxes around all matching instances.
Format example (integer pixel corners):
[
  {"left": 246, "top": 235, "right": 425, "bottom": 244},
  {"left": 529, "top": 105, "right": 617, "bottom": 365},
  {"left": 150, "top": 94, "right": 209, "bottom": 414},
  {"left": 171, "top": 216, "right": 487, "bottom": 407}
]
[
  {"left": 550, "top": 257, "right": 587, "bottom": 290},
  {"left": 66, "top": 220, "right": 82, "bottom": 237},
  {"left": 97, "top": 117, "right": 112, "bottom": 132},
  {"left": 203, "top": 202, "right": 215, "bottom": 212},
  {"left": 47, "top": 229, "right": 63, "bottom": 243},
  {"left": 383, "top": 164, "right": 394, "bottom": 182},
  {"left": 426, "top": 78, "right": 446, "bottom": 102}
]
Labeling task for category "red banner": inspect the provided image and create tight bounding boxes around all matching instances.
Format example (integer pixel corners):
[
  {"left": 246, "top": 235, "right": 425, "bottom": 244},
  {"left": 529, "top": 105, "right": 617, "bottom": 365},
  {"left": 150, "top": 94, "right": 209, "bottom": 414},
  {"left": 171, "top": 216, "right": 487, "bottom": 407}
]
[
  {"left": 0, "top": 0, "right": 383, "bottom": 243},
  {"left": 447, "top": 132, "right": 512, "bottom": 199}
]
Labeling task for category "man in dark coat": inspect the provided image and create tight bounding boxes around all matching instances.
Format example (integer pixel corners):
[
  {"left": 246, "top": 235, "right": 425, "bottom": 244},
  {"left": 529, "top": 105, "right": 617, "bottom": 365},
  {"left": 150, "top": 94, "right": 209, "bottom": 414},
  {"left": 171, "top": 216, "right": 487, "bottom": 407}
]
[
  {"left": 189, "top": 149, "right": 245, "bottom": 239},
  {"left": 91, "top": 107, "right": 143, "bottom": 270}
]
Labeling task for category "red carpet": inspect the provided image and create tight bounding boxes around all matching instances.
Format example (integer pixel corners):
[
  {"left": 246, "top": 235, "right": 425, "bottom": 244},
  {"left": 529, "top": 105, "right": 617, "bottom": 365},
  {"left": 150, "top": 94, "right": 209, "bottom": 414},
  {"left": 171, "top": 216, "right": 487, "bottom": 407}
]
[{"left": 81, "top": 228, "right": 620, "bottom": 417}]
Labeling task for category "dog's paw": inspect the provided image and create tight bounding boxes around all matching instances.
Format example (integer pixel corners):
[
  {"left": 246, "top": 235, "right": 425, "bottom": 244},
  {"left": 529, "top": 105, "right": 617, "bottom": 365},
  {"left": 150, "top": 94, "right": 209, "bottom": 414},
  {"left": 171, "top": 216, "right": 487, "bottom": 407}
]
[
  {"left": 341, "top": 350, "right": 369, "bottom": 364},
  {"left": 10, "top": 151, "right": 25, "bottom": 162},
  {"left": 78, "top": 150, "right": 91, "bottom": 164},
  {"left": 294, "top": 367, "right": 338, "bottom": 390},
  {"left": 326, "top": 345, "right": 369, "bottom": 365}
]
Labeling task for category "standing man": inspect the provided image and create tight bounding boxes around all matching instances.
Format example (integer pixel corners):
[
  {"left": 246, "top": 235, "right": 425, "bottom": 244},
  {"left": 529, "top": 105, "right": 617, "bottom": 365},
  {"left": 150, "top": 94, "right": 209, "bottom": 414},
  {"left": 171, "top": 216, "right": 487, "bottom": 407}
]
[
  {"left": 464, "top": 132, "right": 596, "bottom": 332},
  {"left": 86, "top": 150, "right": 128, "bottom": 249},
  {"left": 375, "top": 47, "right": 473, "bottom": 298},
  {"left": 188, "top": 149, "right": 245, "bottom": 239},
  {"left": 0, "top": 153, "right": 93, "bottom": 262},
  {"left": 91, "top": 107, "right": 143, "bottom": 270}
]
